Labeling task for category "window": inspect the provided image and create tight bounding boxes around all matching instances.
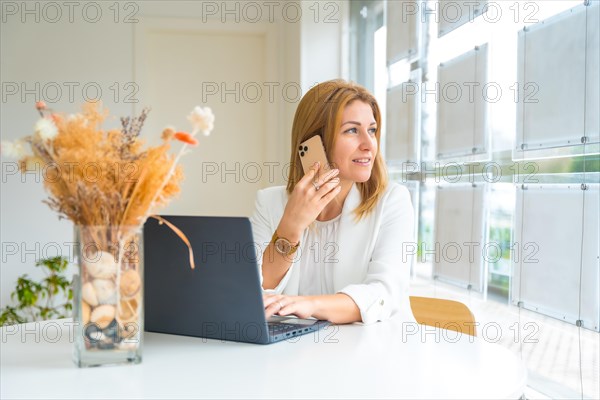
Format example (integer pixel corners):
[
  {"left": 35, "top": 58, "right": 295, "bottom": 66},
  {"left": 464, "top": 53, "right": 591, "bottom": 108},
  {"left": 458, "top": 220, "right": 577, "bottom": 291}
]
[{"left": 350, "top": 0, "right": 600, "bottom": 397}]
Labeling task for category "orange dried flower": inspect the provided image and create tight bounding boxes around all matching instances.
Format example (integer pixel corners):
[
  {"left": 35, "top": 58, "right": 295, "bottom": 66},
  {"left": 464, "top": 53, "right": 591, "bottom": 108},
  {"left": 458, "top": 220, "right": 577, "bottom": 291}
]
[
  {"left": 161, "top": 127, "right": 175, "bottom": 141},
  {"left": 174, "top": 131, "right": 198, "bottom": 146}
]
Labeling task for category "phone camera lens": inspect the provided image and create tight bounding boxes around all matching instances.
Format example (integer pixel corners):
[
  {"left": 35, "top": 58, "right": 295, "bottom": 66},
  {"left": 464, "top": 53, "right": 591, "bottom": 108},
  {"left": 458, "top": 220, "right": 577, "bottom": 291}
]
[
  {"left": 303, "top": 146, "right": 308, "bottom": 152},
  {"left": 300, "top": 151, "right": 305, "bottom": 157},
  {"left": 298, "top": 146, "right": 303, "bottom": 151}
]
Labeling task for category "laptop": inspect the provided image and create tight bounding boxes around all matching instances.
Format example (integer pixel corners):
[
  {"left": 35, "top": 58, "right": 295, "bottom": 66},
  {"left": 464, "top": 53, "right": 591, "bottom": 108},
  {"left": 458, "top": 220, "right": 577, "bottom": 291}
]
[{"left": 144, "top": 215, "right": 330, "bottom": 344}]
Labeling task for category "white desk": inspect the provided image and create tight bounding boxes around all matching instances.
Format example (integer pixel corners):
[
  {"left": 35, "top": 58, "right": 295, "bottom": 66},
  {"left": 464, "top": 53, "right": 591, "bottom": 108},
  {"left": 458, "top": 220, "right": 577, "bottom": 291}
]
[{"left": 1, "top": 318, "right": 527, "bottom": 399}]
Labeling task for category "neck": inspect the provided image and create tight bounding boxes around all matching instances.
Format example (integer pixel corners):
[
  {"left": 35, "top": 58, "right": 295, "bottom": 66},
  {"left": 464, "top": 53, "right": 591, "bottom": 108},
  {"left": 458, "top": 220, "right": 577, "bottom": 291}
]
[{"left": 317, "top": 180, "right": 353, "bottom": 221}]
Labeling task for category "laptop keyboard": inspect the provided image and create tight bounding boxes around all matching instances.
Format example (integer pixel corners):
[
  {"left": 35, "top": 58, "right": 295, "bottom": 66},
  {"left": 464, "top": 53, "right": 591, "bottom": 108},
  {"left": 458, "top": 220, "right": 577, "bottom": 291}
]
[{"left": 268, "top": 323, "right": 301, "bottom": 335}]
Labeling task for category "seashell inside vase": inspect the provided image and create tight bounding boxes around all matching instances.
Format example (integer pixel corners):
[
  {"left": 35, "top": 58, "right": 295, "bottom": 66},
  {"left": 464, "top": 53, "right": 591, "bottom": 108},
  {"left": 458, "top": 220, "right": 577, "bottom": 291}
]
[
  {"left": 92, "top": 279, "right": 118, "bottom": 305},
  {"left": 81, "top": 282, "right": 99, "bottom": 306},
  {"left": 117, "top": 295, "right": 140, "bottom": 338},
  {"left": 84, "top": 250, "right": 118, "bottom": 279},
  {"left": 120, "top": 269, "right": 141, "bottom": 299},
  {"left": 90, "top": 304, "right": 116, "bottom": 329}
]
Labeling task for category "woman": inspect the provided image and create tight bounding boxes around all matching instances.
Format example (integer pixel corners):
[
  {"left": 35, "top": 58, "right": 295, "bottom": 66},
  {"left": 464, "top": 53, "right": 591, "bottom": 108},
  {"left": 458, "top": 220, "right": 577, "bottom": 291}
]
[{"left": 250, "top": 79, "right": 415, "bottom": 325}]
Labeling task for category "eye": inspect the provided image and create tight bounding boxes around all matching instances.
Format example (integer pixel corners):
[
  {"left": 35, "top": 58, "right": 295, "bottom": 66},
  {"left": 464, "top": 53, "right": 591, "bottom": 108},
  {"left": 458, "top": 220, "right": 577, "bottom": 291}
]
[
  {"left": 368, "top": 127, "right": 377, "bottom": 135},
  {"left": 344, "top": 127, "right": 358, "bottom": 134}
]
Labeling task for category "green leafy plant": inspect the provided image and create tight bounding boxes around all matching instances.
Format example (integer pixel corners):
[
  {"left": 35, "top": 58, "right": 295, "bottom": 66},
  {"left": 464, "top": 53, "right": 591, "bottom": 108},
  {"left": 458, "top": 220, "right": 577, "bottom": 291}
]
[{"left": 0, "top": 256, "right": 72, "bottom": 326}]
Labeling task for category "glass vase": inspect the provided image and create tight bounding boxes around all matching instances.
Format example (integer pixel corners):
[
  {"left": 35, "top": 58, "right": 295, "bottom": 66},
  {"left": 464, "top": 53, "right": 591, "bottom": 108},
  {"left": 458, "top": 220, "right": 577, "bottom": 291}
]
[{"left": 72, "top": 225, "right": 143, "bottom": 367}]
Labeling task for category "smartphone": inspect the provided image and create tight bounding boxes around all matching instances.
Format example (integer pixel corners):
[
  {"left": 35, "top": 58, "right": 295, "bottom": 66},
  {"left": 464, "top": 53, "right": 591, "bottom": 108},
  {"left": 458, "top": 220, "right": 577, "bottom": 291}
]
[{"left": 298, "top": 135, "right": 331, "bottom": 178}]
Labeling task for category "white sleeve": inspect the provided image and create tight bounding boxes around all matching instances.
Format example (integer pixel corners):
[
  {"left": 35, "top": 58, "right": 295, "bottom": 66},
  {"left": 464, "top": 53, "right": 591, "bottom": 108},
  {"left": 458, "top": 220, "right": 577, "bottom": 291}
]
[
  {"left": 249, "top": 188, "right": 295, "bottom": 293},
  {"left": 338, "top": 185, "right": 415, "bottom": 324}
]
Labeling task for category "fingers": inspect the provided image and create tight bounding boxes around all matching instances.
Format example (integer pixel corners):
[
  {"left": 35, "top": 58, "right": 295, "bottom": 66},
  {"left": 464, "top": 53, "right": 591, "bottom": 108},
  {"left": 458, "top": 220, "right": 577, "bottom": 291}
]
[
  {"left": 310, "top": 168, "right": 340, "bottom": 204},
  {"left": 297, "top": 162, "right": 339, "bottom": 190},
  {"left": 263, "top": 293, "right": 281, "bottom": 308},
  {"left": 320, "top": 183, "right": 343, "bottom": 202},
  {"left": 280, "top": 298, "right": 315, "bottom": 319},
  {"left": 263, "top": 294, "right": 287, "bottom": 318},
  {"left": 263, "top": 295, "right": 301, "bottom": 318},
  {"left": 270, "top": 298, "right": 295, "bottom": 317},
  {"left": 265, "top": 304, "right": 278, "bottom": 319},
  {"left": 300, "top": 162, "right": 324, "bottom": 182},
  {"left": 317, "top": 174, "right": 340, "bottom": 195},
  {"left": 286, "top": 162, "right": 342, "bottom": 229},
  {"left": 278, "top": 300, "right": 298, "bottom": 316},
  {"left": 309, "top": 161, "right": 320, "bottom": 175},
  {"left": 315, "top": 168, "right": 339, "bottom": 188},
  {"left": 264, "top": 295, "right": 313, "bottom": 319},
  {"left": 265, "top": 302, "right": 280, "bottom": 319}
]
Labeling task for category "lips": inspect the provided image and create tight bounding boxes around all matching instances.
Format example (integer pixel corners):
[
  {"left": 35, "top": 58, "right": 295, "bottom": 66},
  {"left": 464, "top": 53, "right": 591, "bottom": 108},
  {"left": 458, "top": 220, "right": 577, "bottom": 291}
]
[{"left": 352, "top": 158, "right": 371, "bottom": 166}]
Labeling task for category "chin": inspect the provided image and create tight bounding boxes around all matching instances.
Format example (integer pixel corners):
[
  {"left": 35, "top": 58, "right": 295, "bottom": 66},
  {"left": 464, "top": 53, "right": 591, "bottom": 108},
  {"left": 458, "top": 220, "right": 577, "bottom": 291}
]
[
  {"left": 338, "top": 164, "right": 373, "bottom": 183},
  {"left": 351, "top": 171, "right": 373, "bottom": 183}
]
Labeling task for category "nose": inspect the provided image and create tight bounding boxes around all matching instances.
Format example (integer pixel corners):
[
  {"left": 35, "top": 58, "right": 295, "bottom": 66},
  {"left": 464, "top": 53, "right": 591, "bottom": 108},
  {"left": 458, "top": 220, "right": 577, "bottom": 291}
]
[{"left": 359, "top": 129, "right": 375, "bottom": 151}]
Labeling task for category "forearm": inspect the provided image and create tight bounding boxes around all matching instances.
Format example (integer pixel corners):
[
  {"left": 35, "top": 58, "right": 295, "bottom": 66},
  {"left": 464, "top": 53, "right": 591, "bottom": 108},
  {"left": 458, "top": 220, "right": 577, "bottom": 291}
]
[
  {"left": 308, "top": 293, "right": 362, "bottom": 324},
  {"left": 261, "top": 221, "right": 302, "bottom": 290},
  {"left": 261, "top": 242, "right": 294, "bottom": 289}
]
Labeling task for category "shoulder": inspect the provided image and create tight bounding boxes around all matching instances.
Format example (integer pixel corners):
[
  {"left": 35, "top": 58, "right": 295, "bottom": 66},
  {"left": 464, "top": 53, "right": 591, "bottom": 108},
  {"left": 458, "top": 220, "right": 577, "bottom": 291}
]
[
  {"left": 255, "top": 185, "right": 288, "bottom": 208},
  {"left": 380, "top": 182, "right": 412, "bottom": 208},
  {"left": 256, "top": 185, "right": 287, "bottom": 200},
  {"left": 372, "top": 182, "right": 414, "bottom": 224},
  {"left": 369, "top": 183, "right": 414, "bottom": 236}
]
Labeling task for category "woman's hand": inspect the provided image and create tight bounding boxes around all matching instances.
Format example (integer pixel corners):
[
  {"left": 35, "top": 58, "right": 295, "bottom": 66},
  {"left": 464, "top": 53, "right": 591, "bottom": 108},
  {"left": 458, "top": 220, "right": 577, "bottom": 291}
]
[
  {"left": 276, "top": 162, "right": 341, "bottom": 241},
  {"left": 263, "top": 293, "right": 362, "bottom": 324},
  {"left": 263, "top": 293, "right": 317, "bottom": 319}
]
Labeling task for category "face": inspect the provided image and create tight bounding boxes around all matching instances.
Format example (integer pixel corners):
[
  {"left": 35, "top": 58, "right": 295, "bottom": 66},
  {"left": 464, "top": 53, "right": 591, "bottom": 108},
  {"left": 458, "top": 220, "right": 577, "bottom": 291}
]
[{"left": 330, "top": 101, "right": 378, "bottom": 183}]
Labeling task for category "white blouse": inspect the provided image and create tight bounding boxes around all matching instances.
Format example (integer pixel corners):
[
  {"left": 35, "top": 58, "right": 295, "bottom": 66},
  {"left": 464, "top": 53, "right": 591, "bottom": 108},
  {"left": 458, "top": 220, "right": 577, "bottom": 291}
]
[
  {"left": 297, "top": 214, "right": 342, "bottom": 296},
  {"left": 250, "top": 183, "right": 416, "bottom": 324}
]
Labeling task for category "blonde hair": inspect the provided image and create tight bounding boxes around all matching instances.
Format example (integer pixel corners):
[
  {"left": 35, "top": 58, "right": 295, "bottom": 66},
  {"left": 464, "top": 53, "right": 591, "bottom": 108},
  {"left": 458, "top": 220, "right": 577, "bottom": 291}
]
[{"left": 286, "top": 79, "right": 388, "bottom": 220}]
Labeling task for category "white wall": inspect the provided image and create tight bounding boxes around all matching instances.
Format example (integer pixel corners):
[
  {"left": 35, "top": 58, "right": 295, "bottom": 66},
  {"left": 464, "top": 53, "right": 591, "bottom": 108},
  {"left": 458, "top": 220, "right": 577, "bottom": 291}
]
[
  {"left": 0, "top": 1, "right": 344, "bottom": 308},
  {"left": 299, "top": 1, "right": 345, "bottom": 92},
  {"left": 1, "top": 2, "right": 135, "bottom": 308}
]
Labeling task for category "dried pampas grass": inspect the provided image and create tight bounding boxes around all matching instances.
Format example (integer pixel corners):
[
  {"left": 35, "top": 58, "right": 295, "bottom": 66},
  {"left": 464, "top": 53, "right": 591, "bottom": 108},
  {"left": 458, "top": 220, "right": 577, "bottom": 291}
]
[{"left": 11, "top": 102, "right": 211, "bottom": 232}]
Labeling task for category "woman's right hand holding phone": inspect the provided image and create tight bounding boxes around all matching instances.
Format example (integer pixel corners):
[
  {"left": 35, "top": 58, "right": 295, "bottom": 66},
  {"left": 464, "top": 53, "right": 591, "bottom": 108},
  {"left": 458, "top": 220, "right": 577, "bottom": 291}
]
[{"left": 276, "top": 162, "right": 341, "bottom": 242}]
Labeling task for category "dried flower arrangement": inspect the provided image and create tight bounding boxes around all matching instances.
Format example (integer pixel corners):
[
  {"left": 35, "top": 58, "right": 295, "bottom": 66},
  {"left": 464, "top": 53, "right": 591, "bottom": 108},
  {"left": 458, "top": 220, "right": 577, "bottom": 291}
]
[
  {"left": 2, "top": 101, "right": 214, "bottom": 231},
  {"left": 1, "top": 102, "right": 214, "bottom": 364}
]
